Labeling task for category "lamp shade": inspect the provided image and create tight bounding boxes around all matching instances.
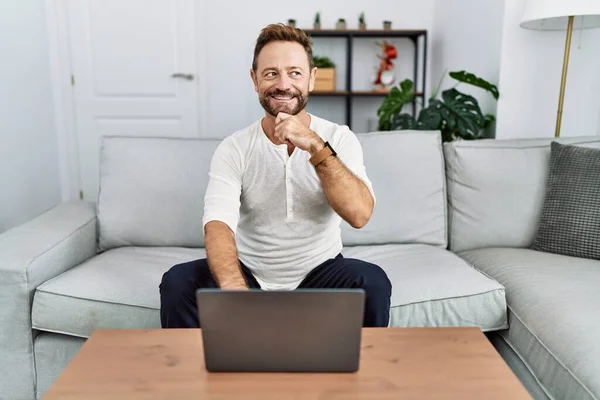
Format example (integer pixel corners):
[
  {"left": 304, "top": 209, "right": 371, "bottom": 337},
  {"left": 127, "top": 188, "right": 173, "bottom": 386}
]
[{"left": 521, "top": 0, "right": 600, "bottom": 30}]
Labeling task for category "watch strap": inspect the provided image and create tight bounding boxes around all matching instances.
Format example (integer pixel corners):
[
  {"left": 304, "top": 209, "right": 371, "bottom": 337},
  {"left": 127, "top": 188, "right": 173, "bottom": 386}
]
[{"left": 310, "top": 141, "right": 337, "bottom": 167}]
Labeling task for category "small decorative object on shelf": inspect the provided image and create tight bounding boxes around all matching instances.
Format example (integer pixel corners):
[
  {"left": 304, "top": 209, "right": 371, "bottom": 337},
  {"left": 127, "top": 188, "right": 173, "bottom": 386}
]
[
  {"left": 313, "top": 55, "right": 336, "bottom": 92},
  {"left": 336, "top": 18, "right": 346, "bottom": 30},
  {"left": 287, "top": 19, "right": 296, "bottom": 28},
  {"left": 359, "top": 12, "right": 366, "bottom": 30},
  {"left": 313, "top": 12, "right": 321, "bottom": 30},
  {"left": 383, "top": 20, "right": 392, "bottom": 30},
  {"left": 373, "top": 41, "right": 398, "bottom": 91}
]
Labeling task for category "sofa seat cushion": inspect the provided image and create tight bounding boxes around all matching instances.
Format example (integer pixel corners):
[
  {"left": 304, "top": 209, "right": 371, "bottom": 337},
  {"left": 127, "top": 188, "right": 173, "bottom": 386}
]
[
  {"left": 32, "top": 247, "right": 205, "bottom": 338},
  {"left": 343, "top": 244, "right": 507, "bottom": 330},
  {"left": 459, "top": 248, "right": 600, "bottom": 400},
  {"left": 32, "top": 245, "right": 507, "bottom": 338}
]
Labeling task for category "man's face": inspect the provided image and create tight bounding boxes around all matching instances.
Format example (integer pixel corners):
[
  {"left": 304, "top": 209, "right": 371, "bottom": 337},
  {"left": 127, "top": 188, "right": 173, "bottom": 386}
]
[{"left": 251, "top": 41, "right": 317, "bottom": 117}]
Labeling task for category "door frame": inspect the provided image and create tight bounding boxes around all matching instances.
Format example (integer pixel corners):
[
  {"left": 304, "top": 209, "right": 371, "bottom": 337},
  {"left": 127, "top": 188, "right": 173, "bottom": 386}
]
[
  {"left": 44, "top": 0, "right": 208, "bottom": 202},
  {"left": 45, "top": 0, "right": 79, "bottom": 201}
]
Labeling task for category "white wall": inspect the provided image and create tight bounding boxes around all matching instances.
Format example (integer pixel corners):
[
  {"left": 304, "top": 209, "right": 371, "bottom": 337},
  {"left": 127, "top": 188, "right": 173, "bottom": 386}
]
[
  {"left": 431, "top": 0, "right": 505, "bottom": 118},
  {"left": 0, "top": 1, "right": 61, "bottom": 232},
  {"left": 199, "top": 0, "right": 435, "bottom": 137},
  {"left": 496, "top": 0, "right": 600, "bottom": 139}
]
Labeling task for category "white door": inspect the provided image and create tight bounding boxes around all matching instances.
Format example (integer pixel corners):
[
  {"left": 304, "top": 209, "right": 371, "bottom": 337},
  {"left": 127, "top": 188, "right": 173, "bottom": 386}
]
[{"left": 66, "top": 0, "right": 199, "bottom": 201}]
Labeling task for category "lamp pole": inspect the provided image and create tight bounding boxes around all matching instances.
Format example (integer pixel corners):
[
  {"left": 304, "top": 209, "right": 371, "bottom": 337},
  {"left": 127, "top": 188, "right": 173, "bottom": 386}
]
[{"left": 555, "top": 15, "right": 574, "bottom": 138}]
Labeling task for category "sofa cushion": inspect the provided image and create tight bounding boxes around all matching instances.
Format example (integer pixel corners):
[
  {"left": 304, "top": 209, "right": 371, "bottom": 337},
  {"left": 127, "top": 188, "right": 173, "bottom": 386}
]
[
  {"left": 459, "top": 247, "right": 600, "bottom": 400},
  {"left": 32, "top": 244, "right": 506, "bottom": 338},
  {"left": 32, "top": 247, "right": 206, "bottom": 338},
  {"left": 531, "top": 142, "right": 600, "bottom": 260},
  {"left": 444, "top": 136, "right": 600, "bottom": 253},
  {"left": 98, "top": 132, "right": 447, "bottom": 251},
  {"left": 342, "top": 131, "right": 447, "bottom": 247},
  {"left": 98, "top": 136, "right": 221, "bottom": 251},
  {"left": 343, "top": 244, "right": 506, "bottom": 330}
]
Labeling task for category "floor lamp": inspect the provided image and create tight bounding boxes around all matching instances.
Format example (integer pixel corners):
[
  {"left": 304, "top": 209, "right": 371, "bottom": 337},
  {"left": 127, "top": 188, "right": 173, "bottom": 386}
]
[{"left": 520, "top": 0, "right": 600, "bottom": 137}]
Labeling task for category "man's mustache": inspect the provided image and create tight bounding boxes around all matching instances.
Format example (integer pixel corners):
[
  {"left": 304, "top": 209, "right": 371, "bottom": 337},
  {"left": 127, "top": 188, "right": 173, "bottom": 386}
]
[{"left": 266, "top": 89, "right": 299, "bottom": 97}]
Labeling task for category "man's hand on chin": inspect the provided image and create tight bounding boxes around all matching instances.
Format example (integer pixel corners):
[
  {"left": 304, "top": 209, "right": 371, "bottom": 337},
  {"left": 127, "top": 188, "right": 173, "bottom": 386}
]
[{"left": 275, "top": 112, "right": 325, "bottom": 155}]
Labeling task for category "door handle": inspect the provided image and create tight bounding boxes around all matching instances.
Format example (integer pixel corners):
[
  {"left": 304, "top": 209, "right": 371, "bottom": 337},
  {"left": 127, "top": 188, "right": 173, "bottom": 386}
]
[{"left": 171, "top": 73, "right": 194, "bottom": 80}]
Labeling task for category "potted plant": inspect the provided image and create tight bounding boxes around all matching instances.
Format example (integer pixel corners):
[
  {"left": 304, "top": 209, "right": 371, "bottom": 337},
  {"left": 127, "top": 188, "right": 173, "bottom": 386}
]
[
  {"left": 287, "top": 19, "right": 296, "bottom": 28},
  {"left": 359, "top": 12, "right": 366, "bottom": 30},
  {"left": 313, "top": 12, "right": 321, "bottom": 30},
  {"left": 383, "top": 20, "right": 392, "bottom": 30},
  {"left": 376, "top": 70, "right": 500, "bottom": 142},
  {"left": 313, "top": 55, "right": 336, "bottom": 92},
  {"left": 336, "top": 18, "right": 346, "bottom": 30}
]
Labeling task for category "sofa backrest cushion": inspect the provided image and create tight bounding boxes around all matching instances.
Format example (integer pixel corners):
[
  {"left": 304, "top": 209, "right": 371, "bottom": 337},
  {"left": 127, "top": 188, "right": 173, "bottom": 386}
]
[
  {"left": 444, "top": 136, "right": 600, "bottom": 253},
  {"left": 98, "top": 131, "right": 448, "bottom": 251},
  {"left": 341, "top": 131, "right": 447, "bottom": 247},
  {"left": 98, "top": 136, "right": 220, "bottom": 251}
]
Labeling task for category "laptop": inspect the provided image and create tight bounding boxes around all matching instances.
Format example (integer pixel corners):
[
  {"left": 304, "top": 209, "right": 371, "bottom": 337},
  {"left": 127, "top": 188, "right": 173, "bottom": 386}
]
[{"left": 195, "top": 288, "right": 365, "bottom": 373}]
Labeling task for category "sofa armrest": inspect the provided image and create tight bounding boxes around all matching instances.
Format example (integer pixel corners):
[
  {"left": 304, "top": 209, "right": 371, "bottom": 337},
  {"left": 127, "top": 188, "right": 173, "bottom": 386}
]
[{"left": 0, "top": 201, "right": 97, "bottom": 400}]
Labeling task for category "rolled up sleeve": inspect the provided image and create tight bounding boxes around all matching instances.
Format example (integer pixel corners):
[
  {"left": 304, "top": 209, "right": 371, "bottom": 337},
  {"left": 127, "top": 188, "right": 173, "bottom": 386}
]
[{"left": 202, "top": 137, "right": 243, "bottom": 234}]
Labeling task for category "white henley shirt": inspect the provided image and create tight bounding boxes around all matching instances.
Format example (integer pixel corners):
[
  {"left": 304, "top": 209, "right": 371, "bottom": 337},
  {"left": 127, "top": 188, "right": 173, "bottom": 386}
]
[{"left": 202, "top": 114, "right": 375, "bottom": 290}]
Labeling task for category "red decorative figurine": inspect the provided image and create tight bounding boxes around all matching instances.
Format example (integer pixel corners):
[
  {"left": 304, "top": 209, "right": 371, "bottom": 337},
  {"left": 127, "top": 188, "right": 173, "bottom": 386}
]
[{"left": 373, "top": 41, "right": 398, "bottom": 90}]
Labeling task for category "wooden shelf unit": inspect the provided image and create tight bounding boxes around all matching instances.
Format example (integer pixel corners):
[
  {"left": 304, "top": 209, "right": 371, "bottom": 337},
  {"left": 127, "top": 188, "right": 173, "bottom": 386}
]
[{"left": 305, "top": 28, "right": 428, "bottom": 129}]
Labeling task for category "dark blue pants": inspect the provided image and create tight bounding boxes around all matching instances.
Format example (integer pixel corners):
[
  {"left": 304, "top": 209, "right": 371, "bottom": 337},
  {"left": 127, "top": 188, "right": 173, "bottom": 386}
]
[{"left": 159, "top": 254, "right": 391, "bottom": 328}]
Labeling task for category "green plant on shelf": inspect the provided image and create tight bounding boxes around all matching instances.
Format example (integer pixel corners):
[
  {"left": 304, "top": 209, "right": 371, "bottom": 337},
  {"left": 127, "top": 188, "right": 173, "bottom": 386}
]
[
  {"left": 314, "top": 12, "right": 320, "bottom": 24},
  {"left": 313, "top": 55, "right": 335, "bottom": 68},
  {"left": 359, "top": 12, "right": 365, "bottom": 24},
  {"left": 377, "top": 70, "right": 499, "bottom": 142}
]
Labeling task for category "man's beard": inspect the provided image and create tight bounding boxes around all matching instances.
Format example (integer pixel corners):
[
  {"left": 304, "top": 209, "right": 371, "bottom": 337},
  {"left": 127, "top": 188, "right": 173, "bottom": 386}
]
[{"left": 259, "top": 88, "right": 308, "bottom": 117}]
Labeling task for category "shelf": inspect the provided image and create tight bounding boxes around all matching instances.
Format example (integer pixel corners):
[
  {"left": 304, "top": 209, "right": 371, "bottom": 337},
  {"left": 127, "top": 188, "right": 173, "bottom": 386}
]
[
  {"left": 304, "top": 29, "right": 427, "bottom": 38},
  {"left": 311, "top": 90, "right": 424, "bottom": 97},
  {"left": 311, "top": 90, "right": 349, "bottom": 96},
  {"left": 300, "top": 28, "right": 428, "bottom": 129}
]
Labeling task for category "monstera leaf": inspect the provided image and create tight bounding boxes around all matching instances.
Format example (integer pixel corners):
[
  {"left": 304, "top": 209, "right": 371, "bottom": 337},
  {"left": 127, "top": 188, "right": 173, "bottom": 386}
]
[
  {"left": 449, "top": 70, "right": 499, "bottom": 100},
  {"left": 391, "top": 113, "right": 416, "bottom": 130},
  {"left": 416, "top": 101, "right": 443, "bottom": 130},
  {"left": 377, "top": 79, "right": 415, "bottom": 130},
  {"left": 439, "top": 88, "right": 484, "bottom": 140},
  {"left": 414, "top": 88, "right": 484, "bottom": 141}
]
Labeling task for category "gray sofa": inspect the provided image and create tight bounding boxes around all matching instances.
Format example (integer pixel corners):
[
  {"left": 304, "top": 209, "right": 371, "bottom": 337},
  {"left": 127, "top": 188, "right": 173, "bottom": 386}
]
[{"left": 1, "top": 131, "right": 598, "bottom": 400}]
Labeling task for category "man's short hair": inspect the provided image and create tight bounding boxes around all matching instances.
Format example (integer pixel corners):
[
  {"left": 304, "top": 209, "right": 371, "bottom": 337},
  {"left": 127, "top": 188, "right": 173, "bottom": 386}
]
[{"left": 252, "top": 23, "right": 314, "bottom": 72}]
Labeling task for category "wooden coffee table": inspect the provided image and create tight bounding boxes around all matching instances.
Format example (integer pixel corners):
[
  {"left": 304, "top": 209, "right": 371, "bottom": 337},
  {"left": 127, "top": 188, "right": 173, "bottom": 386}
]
[{"left": 44, "top": 328, "right": 530, "bottom": 399}]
